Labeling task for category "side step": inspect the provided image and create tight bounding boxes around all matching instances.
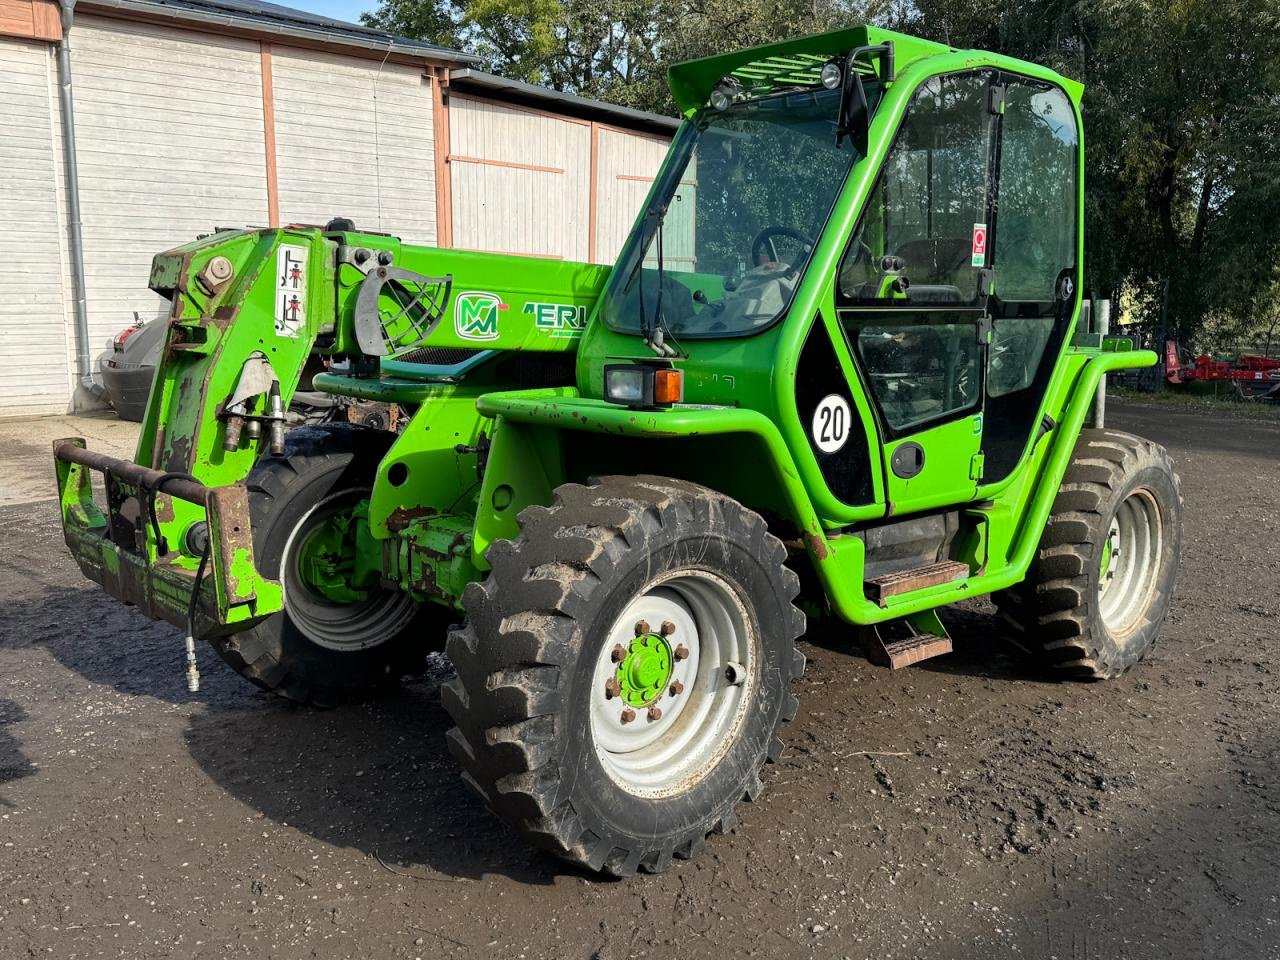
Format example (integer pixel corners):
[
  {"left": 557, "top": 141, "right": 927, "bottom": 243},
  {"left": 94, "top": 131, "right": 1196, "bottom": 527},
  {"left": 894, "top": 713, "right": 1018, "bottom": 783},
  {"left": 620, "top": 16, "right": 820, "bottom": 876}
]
[
  {"left": 863, "top": 610, "right": 953, "bottom": 670},
  {"left": 865, "top": 559, "right": 969, "bottom": 607}
]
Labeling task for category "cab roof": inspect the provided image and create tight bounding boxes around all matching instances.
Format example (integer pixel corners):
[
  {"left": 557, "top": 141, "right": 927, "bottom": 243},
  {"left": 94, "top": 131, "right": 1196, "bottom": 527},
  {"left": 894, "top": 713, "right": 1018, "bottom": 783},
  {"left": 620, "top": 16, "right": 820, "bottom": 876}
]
[{"left": 667, "top": 26, "right": 1080, "bottom": 116}]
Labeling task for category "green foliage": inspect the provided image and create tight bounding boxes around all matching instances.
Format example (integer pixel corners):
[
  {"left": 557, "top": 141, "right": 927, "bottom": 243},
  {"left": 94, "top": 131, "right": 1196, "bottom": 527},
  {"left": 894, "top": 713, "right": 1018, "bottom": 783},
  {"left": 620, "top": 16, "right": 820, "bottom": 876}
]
[
  {"left": 363, "top": 0, "right": 1280, "bottom": 344},
  {"left": 363, "top": 0, "right": 898, "bottom": 109}
]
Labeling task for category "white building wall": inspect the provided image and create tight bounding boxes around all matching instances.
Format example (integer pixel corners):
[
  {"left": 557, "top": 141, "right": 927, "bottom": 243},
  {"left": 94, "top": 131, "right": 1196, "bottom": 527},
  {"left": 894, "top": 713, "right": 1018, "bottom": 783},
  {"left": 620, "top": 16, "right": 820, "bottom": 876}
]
[
  {"left": 449, "top": 96, "right": 591, "bottom": 261},
  {"left": 272, "top": 47, "right": 436, "bottom": 244},
  {"left": 0, "top": 37, "right": 71, "bottom": 416},
  {"left": 0, "top": 14, "right": 675, "bottom": 416},
  {"left": 68, "top": 15, "right": 270, "bottom": 349},
  {"left": 593, "top": 125, "right": 670, "bottom": 265}
]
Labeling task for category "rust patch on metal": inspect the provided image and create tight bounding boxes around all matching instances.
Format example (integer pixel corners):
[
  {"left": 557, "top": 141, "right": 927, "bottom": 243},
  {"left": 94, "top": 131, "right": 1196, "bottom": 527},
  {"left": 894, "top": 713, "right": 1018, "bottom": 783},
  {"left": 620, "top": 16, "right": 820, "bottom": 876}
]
[
  {"left": 206, "top": 485, "right": 256, "bottom": 604},
  {"left": 865, "top": 560, "right": 968, "bottom": 607},
  {"left": 386, "top": 504, "right": 439, "bottom": 533},
  {"left": 804, "top": 531, "right": 829, "bottom": 561}
]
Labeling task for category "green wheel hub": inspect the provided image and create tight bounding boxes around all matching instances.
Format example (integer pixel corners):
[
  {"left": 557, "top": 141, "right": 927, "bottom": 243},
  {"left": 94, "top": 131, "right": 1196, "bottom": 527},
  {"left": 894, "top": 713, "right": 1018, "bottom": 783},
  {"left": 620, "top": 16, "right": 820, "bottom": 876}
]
[
  {"left": 295, "top": 511, "right": 368, "bottom": 605},
  {"left": 1099, "top": 529, "right": 1115, "bottom": 580},
  {"left": 616, "top": 634, "right": 673, "bottom": 707}
]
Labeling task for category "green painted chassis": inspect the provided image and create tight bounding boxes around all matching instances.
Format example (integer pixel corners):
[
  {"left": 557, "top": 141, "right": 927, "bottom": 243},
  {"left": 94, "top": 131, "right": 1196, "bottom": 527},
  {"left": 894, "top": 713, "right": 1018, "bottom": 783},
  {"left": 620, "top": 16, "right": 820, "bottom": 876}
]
[{"left": 52, "top": 25, "right": 1156, "bottom": 638}]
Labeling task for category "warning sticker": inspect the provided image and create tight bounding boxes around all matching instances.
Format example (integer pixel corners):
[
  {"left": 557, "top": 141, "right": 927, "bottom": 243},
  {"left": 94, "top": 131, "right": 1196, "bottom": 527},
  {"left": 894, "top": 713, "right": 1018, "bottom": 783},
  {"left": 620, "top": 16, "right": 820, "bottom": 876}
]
[
  {"left": 275, "top": 244, "right": 308, "bottom": 337},
  {"left": 971, "top": 223, "right": 988, "bottom": 267}
]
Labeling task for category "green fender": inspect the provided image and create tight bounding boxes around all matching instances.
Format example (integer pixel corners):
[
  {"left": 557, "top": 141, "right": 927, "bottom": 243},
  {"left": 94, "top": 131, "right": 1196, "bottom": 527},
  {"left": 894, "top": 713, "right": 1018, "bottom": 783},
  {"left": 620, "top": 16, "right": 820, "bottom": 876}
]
[{"left": 471, "top": 349, "right": 1153, "bottom": 625}]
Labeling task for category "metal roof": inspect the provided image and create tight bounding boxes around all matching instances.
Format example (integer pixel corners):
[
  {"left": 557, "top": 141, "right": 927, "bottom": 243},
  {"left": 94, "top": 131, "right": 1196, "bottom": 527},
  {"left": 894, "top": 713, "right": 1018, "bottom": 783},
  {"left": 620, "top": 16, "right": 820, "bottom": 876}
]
[
  {"left": 79, "top": 0, "right": 481, "bottom": 64},
  {"left": 448, "top": 69, "right": 680, "bottom": 134}
]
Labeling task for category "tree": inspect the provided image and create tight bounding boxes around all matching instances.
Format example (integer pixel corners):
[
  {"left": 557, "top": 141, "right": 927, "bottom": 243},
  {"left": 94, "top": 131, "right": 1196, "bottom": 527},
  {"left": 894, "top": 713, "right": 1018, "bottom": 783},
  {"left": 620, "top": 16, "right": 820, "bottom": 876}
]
[
  {"left": 364, "top": 0, "right": 1280, "bottom": 344},
  {"left": 364, "top": 0, "right": 895, "bottom": 111},
  {"left": 904, "top": 0, "right": 1280, "bottom": 344}
]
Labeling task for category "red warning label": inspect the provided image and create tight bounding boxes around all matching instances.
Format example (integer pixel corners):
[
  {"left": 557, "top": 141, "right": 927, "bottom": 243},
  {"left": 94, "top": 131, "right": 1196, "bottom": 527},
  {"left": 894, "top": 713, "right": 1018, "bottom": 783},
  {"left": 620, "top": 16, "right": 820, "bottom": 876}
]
[{"left": 971, "top": 222, "right": 988, "bottom": 267}]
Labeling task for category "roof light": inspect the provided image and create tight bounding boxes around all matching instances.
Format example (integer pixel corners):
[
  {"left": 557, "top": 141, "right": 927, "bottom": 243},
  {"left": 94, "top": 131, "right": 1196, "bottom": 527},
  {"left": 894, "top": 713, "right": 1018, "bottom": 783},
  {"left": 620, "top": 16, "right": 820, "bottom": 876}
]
[
  {"left": 820, "top": 59, "right": 843, "bottom": 90},
  {"left": 709, "top": 77, "right": 741, "bottom": 111}
]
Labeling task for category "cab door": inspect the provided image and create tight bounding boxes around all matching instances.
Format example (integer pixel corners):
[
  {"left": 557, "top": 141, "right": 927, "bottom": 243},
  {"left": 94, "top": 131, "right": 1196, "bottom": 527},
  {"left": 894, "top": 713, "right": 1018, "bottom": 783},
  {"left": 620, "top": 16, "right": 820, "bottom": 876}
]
[
  {"left": 980, "top": 74, "right": 1081, "bottom": 487},
  {"left": 833, "top": 70, "right": 1000, "bottom": 515}
]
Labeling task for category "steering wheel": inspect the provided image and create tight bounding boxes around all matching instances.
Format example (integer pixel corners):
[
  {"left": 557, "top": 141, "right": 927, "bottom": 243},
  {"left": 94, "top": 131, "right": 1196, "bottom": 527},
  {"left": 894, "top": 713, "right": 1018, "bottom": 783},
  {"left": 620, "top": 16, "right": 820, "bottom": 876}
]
[{"left": 749, "top": 226, "right": 815, "bottom": 274}]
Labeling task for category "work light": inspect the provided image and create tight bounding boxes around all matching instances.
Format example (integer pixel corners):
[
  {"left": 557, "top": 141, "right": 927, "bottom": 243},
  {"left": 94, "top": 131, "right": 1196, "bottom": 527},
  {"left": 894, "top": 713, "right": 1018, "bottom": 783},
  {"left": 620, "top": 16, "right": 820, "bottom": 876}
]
[
  {"left": 709, "top": 77, "right": 741, "bottom": 111},
  {"left": 820, "top": 59, "right": 843, "bottom": 89}
]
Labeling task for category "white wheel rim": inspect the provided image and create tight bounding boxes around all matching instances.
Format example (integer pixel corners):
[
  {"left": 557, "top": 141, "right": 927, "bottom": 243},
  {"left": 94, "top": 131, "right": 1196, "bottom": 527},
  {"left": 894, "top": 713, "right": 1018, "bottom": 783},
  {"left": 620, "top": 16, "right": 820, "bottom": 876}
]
[
  {"left": 588, "top": 571, "right": 756, "bottom": 799},
  {"left": 1098, "top": 487, "right": 1164, "bottom": 638},
  {"left": 280, "top": 490, "right": 419, "bottom": 652}
]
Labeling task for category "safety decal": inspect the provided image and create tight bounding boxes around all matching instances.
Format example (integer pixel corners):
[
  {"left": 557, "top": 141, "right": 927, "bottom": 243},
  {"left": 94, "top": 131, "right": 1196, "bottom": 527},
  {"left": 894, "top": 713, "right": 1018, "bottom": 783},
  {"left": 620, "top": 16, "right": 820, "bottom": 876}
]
[
  {"left": 525, "top": 301, "right": 588, "bottom": 339},
  {"left": 275, "top": 245, "right": 308, "bottom": 337},
  {"left": 812, "top": 393, "right": 852, "bottom": 454},
  {"left": 971, "top": 223, "right": 988, "bottom": 267},
  {"left": 455, "top": 291, "right": 508, "bottom": 341}
]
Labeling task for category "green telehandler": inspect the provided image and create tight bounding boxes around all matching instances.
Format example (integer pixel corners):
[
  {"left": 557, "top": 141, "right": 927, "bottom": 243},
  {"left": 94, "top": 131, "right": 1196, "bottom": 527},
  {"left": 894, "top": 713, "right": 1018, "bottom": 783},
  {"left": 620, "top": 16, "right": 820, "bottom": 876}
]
[{"left": 53, "top": 26, "right": 1182, "bottom": 876}]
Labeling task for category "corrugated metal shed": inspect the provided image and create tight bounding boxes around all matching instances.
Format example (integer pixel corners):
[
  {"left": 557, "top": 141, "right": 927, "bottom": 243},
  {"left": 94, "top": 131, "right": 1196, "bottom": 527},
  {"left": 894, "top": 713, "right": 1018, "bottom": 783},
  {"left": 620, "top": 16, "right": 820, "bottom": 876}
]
[{"left": 0, "top": 0, "right": 678, "bottom": 414}]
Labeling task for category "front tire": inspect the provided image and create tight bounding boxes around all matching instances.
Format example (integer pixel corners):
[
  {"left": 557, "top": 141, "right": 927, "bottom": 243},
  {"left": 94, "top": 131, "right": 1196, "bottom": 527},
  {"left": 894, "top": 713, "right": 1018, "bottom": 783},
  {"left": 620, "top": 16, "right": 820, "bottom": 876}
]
[
  {"left": 443, "top": 476, "right": 806, "bottom": 876},
  {"left": 995, "top": 429, "right": 1182, "bottom": 679}
]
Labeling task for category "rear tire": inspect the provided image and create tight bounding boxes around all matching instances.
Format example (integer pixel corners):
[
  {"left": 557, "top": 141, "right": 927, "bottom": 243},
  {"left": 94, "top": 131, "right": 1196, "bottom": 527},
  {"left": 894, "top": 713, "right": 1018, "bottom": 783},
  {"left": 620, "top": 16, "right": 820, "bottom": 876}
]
[
  {"left": 208, "top": 424, "right": 447, "bottom": 706},
  {"left": 994, "top": 429, "right": 1182, "bottom": 679},
  {"left": 443, "top": 476, "right": 806, "bottom": 876}
]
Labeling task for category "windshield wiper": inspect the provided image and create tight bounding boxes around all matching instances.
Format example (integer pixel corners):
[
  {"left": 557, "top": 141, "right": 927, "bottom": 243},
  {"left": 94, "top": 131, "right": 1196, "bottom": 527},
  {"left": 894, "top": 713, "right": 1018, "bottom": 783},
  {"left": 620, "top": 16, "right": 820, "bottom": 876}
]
[{"left": 635, "top": 203, "right": 678, "bottom": 357}]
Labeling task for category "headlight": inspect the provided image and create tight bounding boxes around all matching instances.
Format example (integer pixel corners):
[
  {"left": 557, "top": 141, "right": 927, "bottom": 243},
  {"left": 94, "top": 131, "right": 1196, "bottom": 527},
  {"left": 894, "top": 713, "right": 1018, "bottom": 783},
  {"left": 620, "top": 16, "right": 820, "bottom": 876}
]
[
  {"left": 605, "top": 365, "right": 649, "bottom": 404},
  {"left": 709, "top": 77, "right": 740, "bottom": 111},
  {"left": 604, "top": 365, "right": 684, "bottom": 408},
  {"left": 820, "top": 59, "right": 843, "bottom": 90}
]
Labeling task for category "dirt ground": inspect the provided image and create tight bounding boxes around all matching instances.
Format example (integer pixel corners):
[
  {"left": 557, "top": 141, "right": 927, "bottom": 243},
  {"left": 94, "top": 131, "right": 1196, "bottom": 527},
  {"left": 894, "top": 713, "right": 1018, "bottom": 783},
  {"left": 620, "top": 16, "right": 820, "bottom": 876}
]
[{"left": 1, "top": 400, "right": 1277, "bottom": 960}]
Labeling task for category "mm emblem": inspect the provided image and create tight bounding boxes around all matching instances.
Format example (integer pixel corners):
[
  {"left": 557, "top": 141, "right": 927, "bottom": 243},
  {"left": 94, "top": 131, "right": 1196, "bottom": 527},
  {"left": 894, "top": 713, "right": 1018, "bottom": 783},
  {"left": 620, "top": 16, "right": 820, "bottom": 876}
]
[
  {"left": 525, "top": 301, "right": 587, "bottom": 339},
  {"left": 455, "top": 291, "right": 506, "bottom": 341}
]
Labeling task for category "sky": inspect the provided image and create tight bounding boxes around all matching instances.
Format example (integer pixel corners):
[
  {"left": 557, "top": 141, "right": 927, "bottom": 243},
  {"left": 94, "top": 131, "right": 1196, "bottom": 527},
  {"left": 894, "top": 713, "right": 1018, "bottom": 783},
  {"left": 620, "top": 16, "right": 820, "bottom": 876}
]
[{"left": 284, "top": 0, "right": 379, "bottom": 25}]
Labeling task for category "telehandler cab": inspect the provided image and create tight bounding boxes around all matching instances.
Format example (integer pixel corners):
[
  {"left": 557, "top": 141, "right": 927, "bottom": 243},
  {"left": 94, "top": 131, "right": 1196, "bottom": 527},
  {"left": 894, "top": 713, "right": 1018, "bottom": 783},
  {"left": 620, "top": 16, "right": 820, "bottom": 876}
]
[{"left": 53, "top": 26, "right": 1181, "bottom": 875}]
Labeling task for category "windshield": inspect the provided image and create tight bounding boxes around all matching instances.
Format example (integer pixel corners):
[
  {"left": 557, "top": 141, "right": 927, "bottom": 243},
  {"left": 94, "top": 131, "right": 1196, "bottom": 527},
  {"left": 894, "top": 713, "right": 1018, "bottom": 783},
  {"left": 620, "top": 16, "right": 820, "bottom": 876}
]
[{"left": 601, "top": 83, "right": 879, "bottom": 340}]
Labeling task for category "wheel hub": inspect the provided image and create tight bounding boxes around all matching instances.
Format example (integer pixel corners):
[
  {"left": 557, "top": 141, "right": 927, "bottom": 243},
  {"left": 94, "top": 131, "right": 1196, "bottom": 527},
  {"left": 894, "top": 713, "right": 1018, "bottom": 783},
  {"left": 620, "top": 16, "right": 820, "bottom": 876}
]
[
  {"left": 1097, "top": 488, "right": 1163, "bottom": 637},
  {"left": 295, "top": 512, "right": 368, "bottom": 605},
  {"left": 588, "top": 575, "right": 756, "bottom": 799},
  {"left": 617, "top": 634, "right": 673, "bottom": 707},
  {"left": 280, "top": 491, "right": 418, "bottom": 653}
]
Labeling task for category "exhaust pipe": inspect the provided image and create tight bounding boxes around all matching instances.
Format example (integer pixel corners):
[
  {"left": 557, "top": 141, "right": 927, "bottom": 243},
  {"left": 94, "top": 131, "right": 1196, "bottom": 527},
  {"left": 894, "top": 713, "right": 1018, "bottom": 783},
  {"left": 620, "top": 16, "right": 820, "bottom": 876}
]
[{"left": 55, "top": 0, "right": 104, "bottom": 407}]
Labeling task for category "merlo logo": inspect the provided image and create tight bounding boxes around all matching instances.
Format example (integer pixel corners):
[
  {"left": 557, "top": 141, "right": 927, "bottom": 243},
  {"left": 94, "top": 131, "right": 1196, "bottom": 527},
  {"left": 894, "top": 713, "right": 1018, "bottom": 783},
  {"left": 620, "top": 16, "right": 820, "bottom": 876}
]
[{"left": 454, "top": 292, "right": 506, "bottom": 341}]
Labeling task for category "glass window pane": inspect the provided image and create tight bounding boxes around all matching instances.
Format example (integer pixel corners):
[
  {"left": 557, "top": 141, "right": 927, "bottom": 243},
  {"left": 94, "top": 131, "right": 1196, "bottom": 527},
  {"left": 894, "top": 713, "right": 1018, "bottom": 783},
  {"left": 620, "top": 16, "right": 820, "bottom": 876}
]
[
  {"left": 603, "top": 84, "right": 877, "bottom": 339},
  {"left": 840, "top": 73, "right": 996, "bottom": 307},
  {"left": 993, "top": 83, "right": 1077, "bottom": 303},
  {"left": 988, "top": 315, "right": 1055, "bottom": 397},
  {"left": 855, "top": 323, "right": 981, "bottom": 430}
]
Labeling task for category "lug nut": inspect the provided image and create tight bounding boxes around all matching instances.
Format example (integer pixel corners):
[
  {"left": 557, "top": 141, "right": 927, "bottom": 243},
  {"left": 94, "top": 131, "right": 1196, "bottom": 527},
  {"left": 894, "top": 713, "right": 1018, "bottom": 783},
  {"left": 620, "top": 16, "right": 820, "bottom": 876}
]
[
  {"left": 659, "top": 620, "right": 676, "bottom": 636},
  {"left": 610, "top": 643, "right": 626, "bottom": 663},
  {"left": 620, "top": 708, "right": 636, "bottom": 724},
  {"left": 604, "top": 678, "right": 621, "bottom": 699},
  {"left": 673, "top": 644, "right": 689, "bottom": 661},
  {"left": 669, "top": 680, "right": 684, "bottom": 696},
  {"left": 634, "top": 619, "right": 650, "bottom": 636},
  {"left": 647, "top": 706, "right": 663, "bottom": 722}
]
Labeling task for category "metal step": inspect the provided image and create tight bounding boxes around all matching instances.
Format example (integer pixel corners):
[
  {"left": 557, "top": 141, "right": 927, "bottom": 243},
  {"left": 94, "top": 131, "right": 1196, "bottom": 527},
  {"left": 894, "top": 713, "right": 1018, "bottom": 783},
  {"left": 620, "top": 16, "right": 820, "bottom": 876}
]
[
  {"left": 863, "top": 611, "right": 954, "bottom": 670},
  {"left": 864, "top": 559, "right": 969, "bottom": 607}
]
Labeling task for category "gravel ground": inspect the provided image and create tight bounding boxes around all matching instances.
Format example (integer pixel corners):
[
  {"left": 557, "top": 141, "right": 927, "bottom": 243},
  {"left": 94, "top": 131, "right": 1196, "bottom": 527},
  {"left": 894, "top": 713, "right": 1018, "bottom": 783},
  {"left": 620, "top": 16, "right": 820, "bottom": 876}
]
[{"left": 1, "top": 400, "right": 1277, "bottom": 959}]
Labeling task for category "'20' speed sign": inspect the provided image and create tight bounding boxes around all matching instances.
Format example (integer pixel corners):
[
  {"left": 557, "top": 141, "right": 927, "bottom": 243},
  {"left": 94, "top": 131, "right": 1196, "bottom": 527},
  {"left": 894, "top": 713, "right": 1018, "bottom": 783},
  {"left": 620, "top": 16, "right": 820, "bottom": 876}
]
[{"left": 811, "top": 394, "right": 852, "bottom": 454}]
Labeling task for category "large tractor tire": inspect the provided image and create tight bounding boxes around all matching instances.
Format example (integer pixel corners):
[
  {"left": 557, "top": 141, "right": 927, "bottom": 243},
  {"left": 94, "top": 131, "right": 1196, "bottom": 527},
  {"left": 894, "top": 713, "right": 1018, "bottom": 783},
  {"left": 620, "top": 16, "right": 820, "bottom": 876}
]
[
  {"left": 443, "top": 476, "right": 806, "bottom": 876},
  {"left": 995, "top": 429, "right": 1182, "bottom": 679},
  {"left": 208, "top": 424, "right": 447, "bottom": 706}
]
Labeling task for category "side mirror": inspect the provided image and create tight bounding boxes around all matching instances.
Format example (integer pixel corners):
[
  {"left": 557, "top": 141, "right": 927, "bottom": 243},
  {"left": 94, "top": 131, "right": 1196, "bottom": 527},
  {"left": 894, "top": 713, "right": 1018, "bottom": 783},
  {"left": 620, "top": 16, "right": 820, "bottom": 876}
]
[{"left": 835, "top": 43, "right": 894, "bottom": 154}]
